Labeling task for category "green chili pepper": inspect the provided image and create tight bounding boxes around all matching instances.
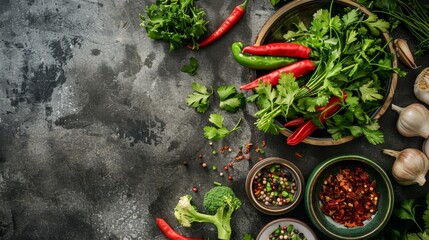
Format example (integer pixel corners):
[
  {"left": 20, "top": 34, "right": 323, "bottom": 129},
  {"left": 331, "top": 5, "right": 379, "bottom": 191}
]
[{"left": 231, "top": 42, "right": 298, "bottom": 70}]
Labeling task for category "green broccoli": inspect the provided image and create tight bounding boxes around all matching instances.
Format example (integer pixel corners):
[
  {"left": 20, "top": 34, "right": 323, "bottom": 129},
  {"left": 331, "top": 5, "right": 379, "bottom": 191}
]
[{"left": 174, "top": 186, "right": 241, "bottom": 240}]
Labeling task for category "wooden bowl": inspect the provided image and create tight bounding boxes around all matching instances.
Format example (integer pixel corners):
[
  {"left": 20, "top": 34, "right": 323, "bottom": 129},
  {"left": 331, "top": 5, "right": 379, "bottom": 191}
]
[{"left": 253, "top": 0, "right": 398, "bottom": 146}]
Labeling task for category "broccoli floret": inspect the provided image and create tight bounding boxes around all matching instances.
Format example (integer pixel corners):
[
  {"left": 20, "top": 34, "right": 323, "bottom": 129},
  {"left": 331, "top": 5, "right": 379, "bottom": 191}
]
[
  {"left": 203, "top": 186, "right": 240, "bottom": 214},
  {"left": 174, "top": 186, "right": 241, "bottom": 240}
]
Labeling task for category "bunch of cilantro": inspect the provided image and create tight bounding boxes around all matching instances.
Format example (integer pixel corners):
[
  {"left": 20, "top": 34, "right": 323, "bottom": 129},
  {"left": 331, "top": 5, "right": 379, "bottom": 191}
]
[
  {"left": 140, "top": 0, "right": 208, "bottom": 51},
  {"left": 247, "top": 6, "right": 405, "bottom": 145}
]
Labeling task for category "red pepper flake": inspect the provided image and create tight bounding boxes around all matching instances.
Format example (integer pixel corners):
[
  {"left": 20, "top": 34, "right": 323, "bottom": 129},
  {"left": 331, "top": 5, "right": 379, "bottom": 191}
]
[
  {"left": 246, "top": 155, "right": 251, "bottom": 161},
  {"left": 295, "top": 152, "right": 303, "bottom": 158},
  {"left": 255, "top": 146, "right": 260, "bottom": 153},
  {"left": 261, "top": 140, "right": 266, "bottom": 147},
  {"left": 235, "top": 155, "right": 244, "bottom": 161},
  {"left": 319, "top": 167, "right": 380, "bottom": 228},
  {"left": 258, "top": 157, "right": 263, "bottom": 161}
]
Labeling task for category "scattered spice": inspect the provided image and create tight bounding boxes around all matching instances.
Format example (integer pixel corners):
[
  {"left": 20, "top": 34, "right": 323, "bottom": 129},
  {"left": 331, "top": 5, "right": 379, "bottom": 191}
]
[
  {"left": 224, "top": 166, "right": 229, "bottom": 171},
  {"left": 212, "top": 149, "right": 217, "bottom": 155},
  {"left": 201, "top": 162, "right": 207, "bottom": 168},
  {"left": 228, "top": 163, "right": 233, "bottom": 167},
  {"left": 294, "top": 152, "right": 303, "bottom": 158},
  {"left": 212, "top": 166, "right": 217, "bottom": 171},
  {"left": 252, "top": 164, "right": 296, "bottom": 206},
  {"left": 192, "top": 187, "right": 198, "bottom": 192},
  {"left": 319, "top": 167, "right": 380, "bottom": 228},
  {"left": 261, "top": 140, "right": 267, "bottom": 147},
  {"left": 267, "top": 224, "right": 307, "bottom": 240},
  {"left": 258, "top": 157, "right": 263, "bottom": 161},
  {"left": 183, "top": 161, "right": 188, "bottom": 166},
  {"left": 228, "top": 176, "right": 233, "bottom": 181},
  {"left": 220, "top": 172, "right": 224, "bottom": 176}
]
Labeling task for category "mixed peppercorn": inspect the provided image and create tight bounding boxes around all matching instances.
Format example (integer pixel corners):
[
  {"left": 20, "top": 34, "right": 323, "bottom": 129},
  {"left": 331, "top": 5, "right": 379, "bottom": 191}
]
[
  {"left": 267, "top": 224, "right": 308, "bottom": 240},
  {"left": 319, "top": 167, "right": 380, "bottom": 228},
  {"left": 253, "top": 164, "right": 297, "bottom": 206}
]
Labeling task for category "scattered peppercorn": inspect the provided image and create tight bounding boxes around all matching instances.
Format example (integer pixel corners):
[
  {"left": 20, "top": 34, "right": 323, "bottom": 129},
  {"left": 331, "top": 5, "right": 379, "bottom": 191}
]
[
  {"left": 295, "top": 152, "right": 303, "bottom": 158},
  {"left": 201, "top": 162, "right": 207, "bottom": 168},
  {"left": 212, "top": 166, "right": 217, "bottom": 171},
  {"left": 228, "top": 176, "right": 233, "bottom": 181},
  {"left": 183, "top": 161, "right": 188, "bottom": 166},
  {"left": 224, "top": 166, "right": 228, "bottom": 171},
  {"left": 228, "top": 163, "right": 233, "bottom": 167},
  {"left": 192, "top": 187, "right": 198, "bottom": 192},
  {"left": 220, "top": 172, "right": 224, "bottom": 176},
  {"left": 212, "top": 149, "right": 217, "bottom": 155},
  {"left": 261, "top": 140, "right": 266, "bottom": 147}
]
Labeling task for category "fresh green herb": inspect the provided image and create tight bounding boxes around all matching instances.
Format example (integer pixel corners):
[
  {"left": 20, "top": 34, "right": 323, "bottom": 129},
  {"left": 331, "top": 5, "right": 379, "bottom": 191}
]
[
  {"left": 139, "top": 0, "right": 208, "bottom": 51},
  {"left": 270, "top": 0, "right": 290, "bottom": 7},
  {"left": 386, "top": 193, "right": 429, "bottom": 239},
  {"left": 358, "top": 0, "right": 429, "bottom": 55},
  {"left": 217, "top": 85, "right": 245, "bottom": 113},
  {"left": 181, "top": 57, "right": 199, "bottom": 76},
  {"left": 242, "top": 233, "right": 255, "bottom": 240},
  {"left": 186, "top": 82, "right": 213, "bottom": 113},
  {"left": 203, "top": 113, "right": 241, "bottom": 140},
  {"left": 249, "top": 5, "right": 405, "bottom": 144}
]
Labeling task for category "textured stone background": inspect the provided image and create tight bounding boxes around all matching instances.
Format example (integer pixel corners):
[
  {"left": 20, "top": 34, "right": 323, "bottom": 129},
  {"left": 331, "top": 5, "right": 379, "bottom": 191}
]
[{"left": 0, "top": 0, "right": 428, "bottom": 239}]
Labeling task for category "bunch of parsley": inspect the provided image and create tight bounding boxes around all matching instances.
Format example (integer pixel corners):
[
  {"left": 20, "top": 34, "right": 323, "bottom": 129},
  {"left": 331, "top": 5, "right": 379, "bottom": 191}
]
[
  {"left": 248, "top": 6, "right": 405, "bottom": 144},
  {"left": 140, "top": 0, "right": 208, "bottom": 51}
]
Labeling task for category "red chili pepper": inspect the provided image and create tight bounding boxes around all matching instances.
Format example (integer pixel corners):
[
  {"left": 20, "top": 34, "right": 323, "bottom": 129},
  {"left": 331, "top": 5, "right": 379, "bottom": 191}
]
[
  {"left": 191, "top": 0, "right": 248, "bottom": 49},
  {"left": 239, "top": 59, "right": 315, "bottom": 90},
  {"left": 156, "top": 218, "right": 203, "bottom": 240},
  {"left": 242, "top": 42, "right": 311, "bottom": 58},
  {"left": 284, "top": 117, "right": 305, "bottom": 128},
  {"left": 287, "top": 92, "right": 347, "bottom": 146}
]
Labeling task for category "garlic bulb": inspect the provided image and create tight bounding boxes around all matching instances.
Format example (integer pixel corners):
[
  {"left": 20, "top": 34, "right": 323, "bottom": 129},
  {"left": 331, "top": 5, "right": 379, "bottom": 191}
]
[
  {"left": 394, "top": 38, "right": 418, "bottom": 69},
  {"left": 383, "top": 148, "right": 429, "bottom": 186},
  {"left": 391, "top": 103, "right": 429, "bottom": 138},
  {"left": 414, "top": 67, "right": 429, "bottom": 105}
]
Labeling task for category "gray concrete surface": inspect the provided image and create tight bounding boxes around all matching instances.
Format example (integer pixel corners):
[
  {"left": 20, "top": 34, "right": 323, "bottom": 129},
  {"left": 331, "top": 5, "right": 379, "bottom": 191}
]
[{"left": 0, "top": 0, "right": 428, "bottom": 239}]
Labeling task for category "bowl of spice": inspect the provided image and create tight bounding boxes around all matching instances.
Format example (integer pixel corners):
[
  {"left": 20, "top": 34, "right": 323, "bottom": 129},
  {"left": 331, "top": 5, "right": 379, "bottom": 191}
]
[
  {"left": 256, "top": 218, "right": 318, "bottom": 240},
  {"left": 245, "top": 157, "right": 304, "bottom": 215},
  {"left": 305, "top": 155, "right": 394, "bottom": 240}
]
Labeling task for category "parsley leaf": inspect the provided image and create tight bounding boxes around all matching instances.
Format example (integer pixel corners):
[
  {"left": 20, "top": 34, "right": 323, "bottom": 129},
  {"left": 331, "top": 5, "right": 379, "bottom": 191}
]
[
  {"left": 242, "top": 233, "right": 255, "bottom": 240},
  {"left": 186, "top": 82, "right": 213, "bottom": 113},
  {"left": 203, "top": 114, "right": 241, "bottom": 140},
  {"left": 359, "top": 81, "right": 383, "bottom": 102},
  {"left": 181, "top": 57, "right": 199, "bottom": 76}
]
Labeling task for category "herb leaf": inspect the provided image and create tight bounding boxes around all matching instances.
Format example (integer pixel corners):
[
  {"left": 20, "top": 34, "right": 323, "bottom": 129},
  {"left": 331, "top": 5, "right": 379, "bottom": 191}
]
[
  {"left": 186, "top": 82, "right": 213, "bottom": 113},
  {"left": 217, "top": 85, "right": 245, "bottom": 113},
  {"left": 181, "top": 57, "right": 199, "bottom": 76},
  {"left": 203, "top": 114, "right": 241, "bottom": 140}
]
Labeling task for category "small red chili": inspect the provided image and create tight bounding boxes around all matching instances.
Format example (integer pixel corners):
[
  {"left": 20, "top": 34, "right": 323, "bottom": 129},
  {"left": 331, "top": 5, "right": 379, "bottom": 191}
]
[
  {"left": 284, "top": 117, "right": 305, "bottom": 128},
  {"left": 242, "top": 42, "right": 311, "bottom": 58},
  {"left": 287, "top": 91, "right": 347, "bottom": 146},
  {"left": 156, "top": 218, "right": 203, "bottom": 240},
  {"left": 191, "top": 0, "right": 248, "bottom": 49},
  {"left": 240, "top": 59, "right": 315, "bottom": 90}
]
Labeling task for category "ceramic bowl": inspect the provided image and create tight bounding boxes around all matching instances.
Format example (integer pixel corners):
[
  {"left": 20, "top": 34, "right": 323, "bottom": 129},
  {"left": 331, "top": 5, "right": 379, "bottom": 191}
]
[
  {"left": 245, "top": 157, "right": 304, "bottom": 215},
  {"left": 256, "top": 218, "right": 318, "bottom": 240},
  {"left": 305, "top": 155, "right": 394, "bottom": 240},
  {"left": 253, "top": 0, "right": 397, "bottom": 146}
]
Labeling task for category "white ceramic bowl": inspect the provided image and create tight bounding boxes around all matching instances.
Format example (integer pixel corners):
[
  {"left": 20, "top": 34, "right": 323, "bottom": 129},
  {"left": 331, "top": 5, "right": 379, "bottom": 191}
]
[{"left": 256, "top": 218, "right": 318, "bottom": 240}]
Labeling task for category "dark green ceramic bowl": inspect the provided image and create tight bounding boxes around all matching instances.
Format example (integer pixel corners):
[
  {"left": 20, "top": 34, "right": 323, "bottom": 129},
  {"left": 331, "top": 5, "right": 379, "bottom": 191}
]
[{"left": 305, "top": 155, "right": 394, "bottom": 240}]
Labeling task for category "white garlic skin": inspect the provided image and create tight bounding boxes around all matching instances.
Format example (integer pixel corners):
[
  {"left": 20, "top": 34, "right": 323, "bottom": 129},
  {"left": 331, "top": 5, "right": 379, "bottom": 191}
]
[
  {"left": 383, "top": 148, "right": 429, "bottom": 186},
  {"left": 423, "top": 139, "right": 429, "bottom": 158},
  {"left": 394, "top": 38, "right": 418, "bottom": 69},
  {"left": 414, "top": 67, "right": 429, "bottom": 105},
  {"left": 391, "top": 103, "right": 429, "bottom": 138}
]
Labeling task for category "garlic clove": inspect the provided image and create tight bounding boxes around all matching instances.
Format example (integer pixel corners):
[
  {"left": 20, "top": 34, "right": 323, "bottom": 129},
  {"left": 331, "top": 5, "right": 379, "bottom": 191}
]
[
  {"left": 394, "top": 38, "right": 418, "bottom": 69},
  {"left": 414, "top": 67, "right": 429, "bottom": 105}
]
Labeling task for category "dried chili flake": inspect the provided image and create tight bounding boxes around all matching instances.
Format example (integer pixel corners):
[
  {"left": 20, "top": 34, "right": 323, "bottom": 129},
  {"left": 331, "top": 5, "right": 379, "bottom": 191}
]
[
  {"left": 319, "top": 167, "right": 380, "bottom": 228},
  {"left": 261, "top": 140, "right": 266, "bottom": 147},
  {"left": 295, "top": 152, "right": 303, "bottom": 158}
]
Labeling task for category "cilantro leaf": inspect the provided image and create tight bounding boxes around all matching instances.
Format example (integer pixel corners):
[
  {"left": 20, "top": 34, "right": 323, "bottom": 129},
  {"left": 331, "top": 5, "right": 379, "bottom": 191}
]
[
  {"left": 359, "top": 81, "right": 383, "bottom": 102},
  {"left": 186, "top": 82, "right": 213, "bottom": 113},
  {"left": 217, "top": 86, "right": 245, "bottom": 113},
  {"left": 181, "top": 57, "right": 199, "bottom": 76},
  {"left": 203, "top": 114, "right": 241, "bottom": 140},
  {"left": 395, "top": 199, "right": 417, "bottom": 221},
  {"left": 364, "top": 14, "right": 390, "bottom": 35},
  {"left": 243, "top": 233, "right": 255, "bottom": 240}
]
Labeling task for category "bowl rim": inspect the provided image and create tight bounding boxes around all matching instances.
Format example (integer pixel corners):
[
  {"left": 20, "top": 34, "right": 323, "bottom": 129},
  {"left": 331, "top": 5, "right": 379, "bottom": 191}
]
[
  {"left": 256, "top": 217, "right": 319, "bottom": 240},
  {"left": 245, "top": 157, "right": 305, "bottom": 215},
  {"left": 304, "top": 155, "right": 394, "bottom": 240},
  {"left": 253, "top": 0, "right": 398, "bottom": 146}
]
